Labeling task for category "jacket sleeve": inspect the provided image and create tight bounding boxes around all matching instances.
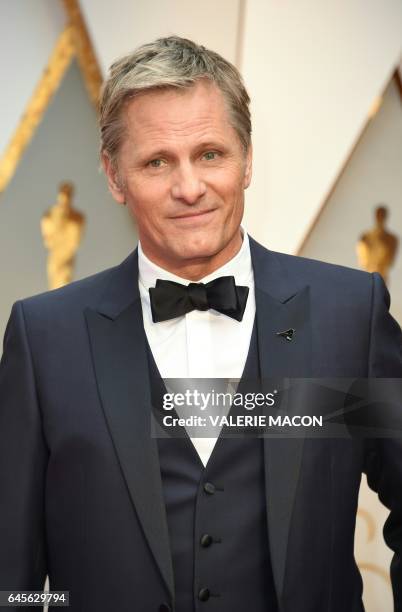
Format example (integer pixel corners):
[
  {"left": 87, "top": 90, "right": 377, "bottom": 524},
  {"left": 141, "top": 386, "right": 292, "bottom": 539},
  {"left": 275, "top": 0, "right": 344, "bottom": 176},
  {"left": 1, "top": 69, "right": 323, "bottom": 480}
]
[
  {"left": 0, "top": 301, "right": 48, "bottom": 599},
  {"left": 364, "top": 272, "right": 402, "bottom": 611}
]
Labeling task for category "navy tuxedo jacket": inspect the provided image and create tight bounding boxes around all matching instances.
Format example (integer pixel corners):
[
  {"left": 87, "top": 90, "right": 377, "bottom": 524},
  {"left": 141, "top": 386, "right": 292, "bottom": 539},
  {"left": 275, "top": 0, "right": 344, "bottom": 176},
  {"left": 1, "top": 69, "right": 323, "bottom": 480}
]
[{"left": 1, "top": 236, "right": 402, "bottom": 612}]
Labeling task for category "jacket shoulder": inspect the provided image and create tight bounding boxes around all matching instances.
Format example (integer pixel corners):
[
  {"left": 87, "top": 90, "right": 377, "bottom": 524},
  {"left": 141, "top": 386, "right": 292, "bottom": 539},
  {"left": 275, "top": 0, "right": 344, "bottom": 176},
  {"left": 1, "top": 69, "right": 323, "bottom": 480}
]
[
  {"left": 19, "top": 265, "right": 117, "bottom": 312},
  {"left": 17, "top": 246, "right": 138, "bottom": 323},
  {"left": 249, "top": 235, "right": 372, "bottom": 286},
  {"left": 275, "top": 250, "right": 370, "bottom": 282}
]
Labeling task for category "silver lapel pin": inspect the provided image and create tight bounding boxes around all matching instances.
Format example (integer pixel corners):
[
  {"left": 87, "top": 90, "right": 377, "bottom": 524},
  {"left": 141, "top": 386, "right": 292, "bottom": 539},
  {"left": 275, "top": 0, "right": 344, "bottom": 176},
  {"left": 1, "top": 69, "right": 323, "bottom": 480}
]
[{"left": 276, "top": 328, "right": 295, "bottom": 342}]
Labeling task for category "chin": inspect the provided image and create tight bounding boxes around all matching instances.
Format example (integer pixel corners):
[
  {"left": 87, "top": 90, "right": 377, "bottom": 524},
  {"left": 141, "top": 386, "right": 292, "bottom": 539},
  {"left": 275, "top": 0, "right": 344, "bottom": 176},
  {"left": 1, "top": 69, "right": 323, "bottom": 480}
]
[{"left": 173, "top": 235, "right": 224, "bottom": 260}]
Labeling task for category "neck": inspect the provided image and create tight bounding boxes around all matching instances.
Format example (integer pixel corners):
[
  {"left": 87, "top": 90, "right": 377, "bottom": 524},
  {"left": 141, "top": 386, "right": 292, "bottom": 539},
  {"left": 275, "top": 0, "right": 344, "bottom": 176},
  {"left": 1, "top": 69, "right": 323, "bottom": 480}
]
[{"left": 141, "top": 230, "right": 243, "bottom": 281}]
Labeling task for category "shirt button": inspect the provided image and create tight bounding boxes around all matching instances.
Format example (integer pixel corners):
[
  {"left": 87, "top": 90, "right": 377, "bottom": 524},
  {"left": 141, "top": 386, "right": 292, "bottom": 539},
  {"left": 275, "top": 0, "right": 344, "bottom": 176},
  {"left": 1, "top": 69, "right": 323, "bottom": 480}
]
[
  {"left": 200, "top": 534, "right": 213, "bottom": 547},
  {"left": 198, "top": 587, "right": 210, "bottom": 601},
  {"left": 203, "top": 482, "right": 215, "bottom": 495}
]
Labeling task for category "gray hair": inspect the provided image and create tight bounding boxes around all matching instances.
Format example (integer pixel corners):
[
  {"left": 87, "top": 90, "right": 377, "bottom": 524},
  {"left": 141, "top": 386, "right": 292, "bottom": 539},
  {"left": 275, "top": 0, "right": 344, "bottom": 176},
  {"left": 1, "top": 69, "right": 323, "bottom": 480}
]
[{"left": 99, "top": 35, "right": 251, "bottom": 168}]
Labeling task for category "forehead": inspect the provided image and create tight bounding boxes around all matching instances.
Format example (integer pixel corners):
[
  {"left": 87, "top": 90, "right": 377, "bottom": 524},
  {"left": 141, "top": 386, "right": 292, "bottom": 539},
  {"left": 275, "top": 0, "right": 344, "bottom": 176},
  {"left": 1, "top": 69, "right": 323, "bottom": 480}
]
[{"left": 121, "top": 80, "right": 237, "bottom": 149}]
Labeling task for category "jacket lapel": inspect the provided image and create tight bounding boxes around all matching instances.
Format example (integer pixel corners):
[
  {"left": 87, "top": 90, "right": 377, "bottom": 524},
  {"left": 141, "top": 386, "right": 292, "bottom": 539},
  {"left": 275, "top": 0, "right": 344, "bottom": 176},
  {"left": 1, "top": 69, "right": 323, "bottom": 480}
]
[
  {"left": 250, "top": 237, "right": 312, "bottom": 606},
  {"left": 84, "top": 249, "right": 175, "bottom": 603}
]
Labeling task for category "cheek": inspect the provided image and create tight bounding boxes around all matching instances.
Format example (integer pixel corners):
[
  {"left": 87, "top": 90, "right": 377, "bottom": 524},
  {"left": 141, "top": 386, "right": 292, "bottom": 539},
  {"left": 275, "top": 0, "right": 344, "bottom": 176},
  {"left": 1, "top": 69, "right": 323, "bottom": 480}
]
[
  {"left": 217, "top": 171, "right": 246, "bottom": 206},
  {"left": 126, "top": 180, "right": 167, "bottom": 222},
  {"left": 215, "top": 163, "right": 245, "bottom": 189}
]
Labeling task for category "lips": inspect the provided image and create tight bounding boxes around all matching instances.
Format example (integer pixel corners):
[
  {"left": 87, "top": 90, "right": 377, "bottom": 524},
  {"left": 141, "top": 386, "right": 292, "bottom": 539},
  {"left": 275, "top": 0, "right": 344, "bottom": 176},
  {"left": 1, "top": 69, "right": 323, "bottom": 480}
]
[{"left": 170, "top": 209, "right": 216, "bottom": 220}]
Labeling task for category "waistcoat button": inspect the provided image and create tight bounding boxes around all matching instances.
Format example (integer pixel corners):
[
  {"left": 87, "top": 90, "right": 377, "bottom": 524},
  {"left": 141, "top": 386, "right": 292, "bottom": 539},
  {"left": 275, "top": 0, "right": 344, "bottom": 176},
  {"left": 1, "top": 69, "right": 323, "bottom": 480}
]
[
  {"left": 198, "top": 587, "right": 210, "bottom": 601},
  {"left": 203, "top": 482, "right": 215, "bottom": 495},
  {"left": 200, "top": 534, "right": 213, "bottom": 547}
]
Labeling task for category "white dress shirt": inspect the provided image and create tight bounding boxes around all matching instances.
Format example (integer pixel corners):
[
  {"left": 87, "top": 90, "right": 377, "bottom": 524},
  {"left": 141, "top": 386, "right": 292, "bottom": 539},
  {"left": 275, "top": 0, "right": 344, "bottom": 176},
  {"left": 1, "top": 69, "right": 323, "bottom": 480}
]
[{"left": 138, "top": 229, "right": 256, "bottom": 466}]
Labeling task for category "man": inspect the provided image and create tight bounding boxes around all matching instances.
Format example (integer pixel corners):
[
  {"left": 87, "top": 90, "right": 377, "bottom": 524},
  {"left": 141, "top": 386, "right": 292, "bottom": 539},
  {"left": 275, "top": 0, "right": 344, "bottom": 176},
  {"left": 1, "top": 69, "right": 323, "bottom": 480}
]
[{"left": 0, "top": 36, "right": 401, "bottom": 612}]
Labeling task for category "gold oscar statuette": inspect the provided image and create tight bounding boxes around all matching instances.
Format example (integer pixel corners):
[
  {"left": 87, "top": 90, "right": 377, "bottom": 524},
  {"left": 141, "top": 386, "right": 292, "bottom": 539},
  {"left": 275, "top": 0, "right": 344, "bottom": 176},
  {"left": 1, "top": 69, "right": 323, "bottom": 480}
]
[
  {"left": 41, "top": 182, "right": 85, "bottom": 289},
  {"left": 356, "top": 205, "right": 399, "bottom": 286}
]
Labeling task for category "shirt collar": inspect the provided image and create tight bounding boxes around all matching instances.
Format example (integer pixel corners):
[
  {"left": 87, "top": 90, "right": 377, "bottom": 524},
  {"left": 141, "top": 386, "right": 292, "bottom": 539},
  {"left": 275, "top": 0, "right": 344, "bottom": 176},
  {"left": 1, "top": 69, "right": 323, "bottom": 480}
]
[{"left": 138, "top": 227, "right": 253, "bottom": 291}]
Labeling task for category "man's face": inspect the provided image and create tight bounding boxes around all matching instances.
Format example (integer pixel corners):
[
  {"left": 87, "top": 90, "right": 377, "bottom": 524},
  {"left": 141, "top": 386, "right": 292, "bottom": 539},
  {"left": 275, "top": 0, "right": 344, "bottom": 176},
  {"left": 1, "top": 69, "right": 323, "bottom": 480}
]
[{"left": 103, "top": 79, "right": 252, "bottom": 273}]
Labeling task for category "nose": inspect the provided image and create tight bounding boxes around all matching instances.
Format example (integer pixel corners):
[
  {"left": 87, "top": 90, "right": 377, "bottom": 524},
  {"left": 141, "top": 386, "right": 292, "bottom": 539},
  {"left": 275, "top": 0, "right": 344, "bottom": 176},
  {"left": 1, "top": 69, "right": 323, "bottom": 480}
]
[{"left": 171, "top": 161, "right": 207, "bottom": 204}]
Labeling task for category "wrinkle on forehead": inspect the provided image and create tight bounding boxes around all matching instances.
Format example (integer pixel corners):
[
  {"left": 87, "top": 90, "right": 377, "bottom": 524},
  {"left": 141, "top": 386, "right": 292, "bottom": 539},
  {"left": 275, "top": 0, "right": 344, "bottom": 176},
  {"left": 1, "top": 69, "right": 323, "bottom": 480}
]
[
  {"left": 122, "top": 80, "right": 235, "bottom": 154},
  {"left": 130, "top": 118, "right": 229, "bottom": 150}
]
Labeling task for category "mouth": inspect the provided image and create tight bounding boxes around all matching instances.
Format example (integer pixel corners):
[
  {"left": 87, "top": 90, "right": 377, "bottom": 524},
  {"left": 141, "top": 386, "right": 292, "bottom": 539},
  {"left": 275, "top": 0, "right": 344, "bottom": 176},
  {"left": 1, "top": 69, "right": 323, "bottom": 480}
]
[{"left": 170, "top": 208, "right": 217, "bottom": 220}]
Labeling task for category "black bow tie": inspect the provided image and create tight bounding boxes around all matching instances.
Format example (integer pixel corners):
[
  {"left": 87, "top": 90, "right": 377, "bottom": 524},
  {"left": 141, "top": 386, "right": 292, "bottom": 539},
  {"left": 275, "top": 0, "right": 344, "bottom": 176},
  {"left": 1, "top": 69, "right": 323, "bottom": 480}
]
[{"left": 149, "top": 275, "right": 249, "bottom": 323}]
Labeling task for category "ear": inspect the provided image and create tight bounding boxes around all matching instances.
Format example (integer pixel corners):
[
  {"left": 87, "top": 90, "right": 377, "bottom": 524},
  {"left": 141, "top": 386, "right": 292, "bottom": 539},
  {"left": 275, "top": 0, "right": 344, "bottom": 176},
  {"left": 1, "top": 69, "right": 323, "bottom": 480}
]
[
  {"left": 101, "top": 152, "right": 126, "bottom": 205},
  {"left": 243, "top": 143, "right": 253, "bottom": 189}
]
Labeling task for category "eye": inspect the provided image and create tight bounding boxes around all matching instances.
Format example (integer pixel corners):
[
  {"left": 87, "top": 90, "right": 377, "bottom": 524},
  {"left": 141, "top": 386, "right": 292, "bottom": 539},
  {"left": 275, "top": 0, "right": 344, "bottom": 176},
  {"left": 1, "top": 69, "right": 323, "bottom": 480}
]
[
  {"left": 148, "top": 159, "right": 166, "bottom": 168},
  {"left": 202, "top": 151, "right": 219, "bottom": 161}
]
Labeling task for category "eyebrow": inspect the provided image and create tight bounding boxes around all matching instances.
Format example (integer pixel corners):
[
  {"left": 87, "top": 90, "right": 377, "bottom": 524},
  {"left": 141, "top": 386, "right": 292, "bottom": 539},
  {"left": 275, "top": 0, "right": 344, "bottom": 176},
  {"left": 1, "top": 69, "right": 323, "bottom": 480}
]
[{"left": 138, "top": 141, "right": 227, "bottom": 161}]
